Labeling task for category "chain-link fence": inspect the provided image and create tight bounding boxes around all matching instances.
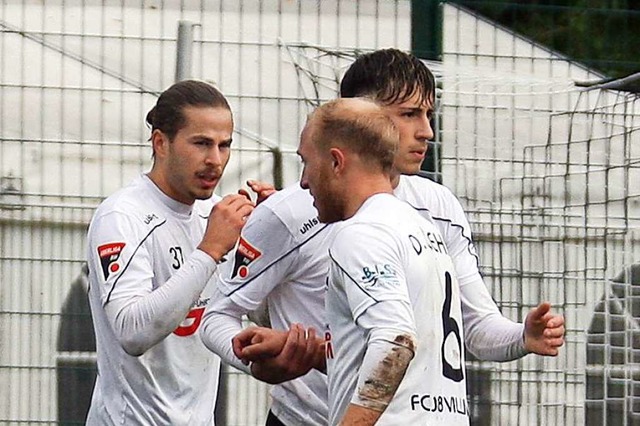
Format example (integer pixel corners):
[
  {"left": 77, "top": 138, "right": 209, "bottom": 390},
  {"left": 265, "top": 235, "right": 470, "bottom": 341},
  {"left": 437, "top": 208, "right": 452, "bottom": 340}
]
[{"left": 1, "top": 1, "right": 638, "bottom": 425}]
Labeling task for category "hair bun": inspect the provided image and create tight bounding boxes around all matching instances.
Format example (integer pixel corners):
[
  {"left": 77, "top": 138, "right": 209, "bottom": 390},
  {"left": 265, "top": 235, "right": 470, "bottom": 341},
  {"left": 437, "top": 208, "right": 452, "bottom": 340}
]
[{"left": 145, "top": 106, "right": 156, "bottom": 128}]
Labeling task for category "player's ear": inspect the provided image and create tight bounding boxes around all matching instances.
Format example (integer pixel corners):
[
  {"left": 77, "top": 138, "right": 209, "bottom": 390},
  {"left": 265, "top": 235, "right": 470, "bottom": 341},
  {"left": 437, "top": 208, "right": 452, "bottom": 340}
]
[
  {"left": 329, "top": 147, "right": 345, "bottom": 175},
  {"left": 151, "top": 129, "right": 169, "bottom": 159}
]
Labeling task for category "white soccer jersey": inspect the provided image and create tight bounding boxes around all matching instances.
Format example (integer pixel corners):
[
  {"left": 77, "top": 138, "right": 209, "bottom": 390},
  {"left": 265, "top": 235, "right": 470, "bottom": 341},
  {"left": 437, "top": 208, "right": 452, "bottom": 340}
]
[
  {"left": 202, "top": 174, "right": 526, "bottom": 425},
  {"left": 394, "top": 174, "right": 526, "bottom": 361},
  {"left": 86, "top": 175, "right": 221, "bottom": 426},
  {"left": 203, "top": 183, "right": 334, "bottom": 425},
  {"left": 326, "top": 193, "right": 469, "bottom": 426}
]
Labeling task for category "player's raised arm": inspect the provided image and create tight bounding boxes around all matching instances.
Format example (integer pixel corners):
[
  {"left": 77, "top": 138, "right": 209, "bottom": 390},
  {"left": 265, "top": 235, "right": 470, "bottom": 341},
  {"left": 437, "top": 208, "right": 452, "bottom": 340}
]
[
  {"left": 197, "top": 194, "right": 254, "bottom": 262},
  {"left": 86, "top": 80, "right": 248, "bottom": 425}
]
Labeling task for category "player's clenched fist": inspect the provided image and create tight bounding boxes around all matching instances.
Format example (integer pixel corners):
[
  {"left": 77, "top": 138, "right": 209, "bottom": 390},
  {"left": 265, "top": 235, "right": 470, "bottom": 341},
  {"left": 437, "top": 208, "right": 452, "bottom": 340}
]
[
  {"left": 232, "top": 324, "right": 324, "bottom": 384},
  {"left": 232, "top": 326, "right": 287, "bottom": 364},
  {"left": 198, "top": 194, "right": 254, "bottom": 262}
]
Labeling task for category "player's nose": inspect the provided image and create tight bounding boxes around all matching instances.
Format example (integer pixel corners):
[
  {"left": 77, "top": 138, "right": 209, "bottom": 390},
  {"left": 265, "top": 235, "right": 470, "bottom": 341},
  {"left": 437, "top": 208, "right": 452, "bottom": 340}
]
[
  {"left": 300, "top": 165, "right": 310, "bottom": 189},
  {"left": 416, "top": 114, "right": 434, "bottom": 142},
  {"left": 205, "top": 147, "right": 222, "bottom": 166}
]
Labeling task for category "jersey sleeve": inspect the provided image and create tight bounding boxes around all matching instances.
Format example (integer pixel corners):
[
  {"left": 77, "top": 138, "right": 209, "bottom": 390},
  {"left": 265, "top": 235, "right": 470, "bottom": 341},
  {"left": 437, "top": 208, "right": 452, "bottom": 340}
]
[
  {"left": 438, "top": 188, "right": 527, "bottom": 361},
  {"left": 215, "top": 203, "right": 303, "bottom": 311},
  {"left": 200, "top": 287, "right": 252, "bottom": 374},
  {"left": 329, "top": 223, "right": 413, "bottom": 326},
  {"left": 350, "top": 302, "right": 417, "bottom": 412},
  {"left": 87, "top": 210, "right": 217, "bottom": 356},
  {"left": 330, "top": 222, "right": 417, "bottom": 414},
  {"left": 87, "top": 210, "right": 155, "bottom": 306}
]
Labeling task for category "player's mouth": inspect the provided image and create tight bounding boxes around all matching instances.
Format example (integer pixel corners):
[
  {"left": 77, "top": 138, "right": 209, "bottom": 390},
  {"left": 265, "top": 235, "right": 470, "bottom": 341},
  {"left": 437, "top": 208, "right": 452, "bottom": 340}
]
[
  {"left": 410, "top": 149, "right": 426, "bottom": 160},
  {"left": 308, "top": 190, "right": 318, "bottom": 208},
  {"left": 196, "top": 171, "right": 220, "bottom": 189}
]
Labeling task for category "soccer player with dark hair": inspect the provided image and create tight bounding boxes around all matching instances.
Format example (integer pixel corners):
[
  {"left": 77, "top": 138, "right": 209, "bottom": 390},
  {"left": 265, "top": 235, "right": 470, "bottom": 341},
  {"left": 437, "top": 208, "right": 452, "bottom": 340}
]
[
  {"left": 86, "top": 80, "right": 255, "bottom": 425},
  {"left": 298, "top": 97, "right": 469, "bottom": 424},
  {"left": 201, "top": 49, "right": 565, "bottom": 426}
]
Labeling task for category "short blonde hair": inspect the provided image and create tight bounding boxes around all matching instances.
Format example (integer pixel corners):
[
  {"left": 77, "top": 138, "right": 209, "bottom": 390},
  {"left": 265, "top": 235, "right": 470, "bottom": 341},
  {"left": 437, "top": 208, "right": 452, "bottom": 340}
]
[{"left": 309, "top": 98, "right": 398, "bottom": 173}]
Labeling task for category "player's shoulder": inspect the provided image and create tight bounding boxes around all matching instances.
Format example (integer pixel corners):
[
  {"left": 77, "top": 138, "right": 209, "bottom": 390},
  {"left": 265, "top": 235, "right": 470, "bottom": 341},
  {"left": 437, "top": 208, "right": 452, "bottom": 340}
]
[
  {"left": 91, "top": 176, "right": 166, "bottom": 229},
  {"left": 397, "top": 173, "right": 456, "bottom": 198},
  {"left": 362, "top": 192, "right": 442, "bottom": 234},
  {"left": 395, "top": 173, "right": 463, "bottom": 217},
  {"left": 94, "top": 176, "right": 147, "bottom": 216},
  {"left": 251, "top": 182, "right": 323, "bottom": 240},
  {"left": 330, "top": 195, "right": 414, "bottom": 258}
]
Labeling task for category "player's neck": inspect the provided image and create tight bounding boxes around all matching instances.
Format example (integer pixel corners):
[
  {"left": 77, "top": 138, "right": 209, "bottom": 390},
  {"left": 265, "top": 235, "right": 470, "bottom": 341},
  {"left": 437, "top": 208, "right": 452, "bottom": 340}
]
[
  {"left": 390, "top": 172, "right": 401, "bottom": 189},
  {"left": 146, "top": 168, "right": 194, "bottom": 206},
  {"left": 342, "top": 173, "right": 393, "bottom": 220}
]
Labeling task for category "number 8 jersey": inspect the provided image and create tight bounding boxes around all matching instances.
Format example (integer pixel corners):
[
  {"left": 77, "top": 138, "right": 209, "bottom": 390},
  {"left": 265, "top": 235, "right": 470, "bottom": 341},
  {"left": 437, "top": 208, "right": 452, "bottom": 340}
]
[{"left": 325, "top": 193, "right": 469, "bottom": 426}]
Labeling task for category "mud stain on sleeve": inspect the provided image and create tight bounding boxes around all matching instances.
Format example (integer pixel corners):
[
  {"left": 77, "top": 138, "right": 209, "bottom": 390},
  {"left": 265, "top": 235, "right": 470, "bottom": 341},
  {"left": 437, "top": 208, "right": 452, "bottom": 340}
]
[{"left": 356, "top": 333, "right": 416, "bottom": 411}]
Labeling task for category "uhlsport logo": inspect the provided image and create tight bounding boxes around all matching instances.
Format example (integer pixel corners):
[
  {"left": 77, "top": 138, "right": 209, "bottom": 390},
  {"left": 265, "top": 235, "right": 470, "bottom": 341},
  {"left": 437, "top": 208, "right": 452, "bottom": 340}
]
[
  {"left": 299, "top": 216, "right": 319, "bottom": 235},
  {"left": 97, "top": 242, "right": 126, "bottom": 280},
  {"left": 231, "top": 237, "right": 262, "bottom": 279}
]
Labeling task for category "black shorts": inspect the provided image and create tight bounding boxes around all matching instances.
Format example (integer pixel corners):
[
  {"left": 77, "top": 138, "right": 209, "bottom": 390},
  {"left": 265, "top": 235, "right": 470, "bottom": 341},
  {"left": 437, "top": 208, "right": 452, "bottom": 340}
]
[{"left": 266, "top": 409, "right": 287, "bottom": 426}]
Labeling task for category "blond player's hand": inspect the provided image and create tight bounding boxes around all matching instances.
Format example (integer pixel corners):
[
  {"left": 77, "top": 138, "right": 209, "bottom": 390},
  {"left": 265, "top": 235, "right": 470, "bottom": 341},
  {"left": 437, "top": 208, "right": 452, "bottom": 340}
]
[
  {"left": 198, "top": 194, "right": 254, "bottom": 262},
  {"left": 523, "top": 302, "right": 565, "bottom": 356}
]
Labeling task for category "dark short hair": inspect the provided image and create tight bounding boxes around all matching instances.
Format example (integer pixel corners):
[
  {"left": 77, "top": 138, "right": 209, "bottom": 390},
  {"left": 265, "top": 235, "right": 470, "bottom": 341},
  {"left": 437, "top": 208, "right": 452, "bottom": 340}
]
[
  {"left": 146, "top": 80, "right": 231, "bottom": 141},
  {"left": 312, "top": 98, "right": 397, "bottom": 173},
  {"left": 340, "top": 48, "right": 435, "bottom": 106}
]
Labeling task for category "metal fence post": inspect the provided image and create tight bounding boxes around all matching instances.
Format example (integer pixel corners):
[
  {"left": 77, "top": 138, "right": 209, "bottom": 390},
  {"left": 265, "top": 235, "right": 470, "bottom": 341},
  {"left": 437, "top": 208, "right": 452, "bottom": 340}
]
[{"left": 176, "top": 21, "right": 197, "bottom": 82}]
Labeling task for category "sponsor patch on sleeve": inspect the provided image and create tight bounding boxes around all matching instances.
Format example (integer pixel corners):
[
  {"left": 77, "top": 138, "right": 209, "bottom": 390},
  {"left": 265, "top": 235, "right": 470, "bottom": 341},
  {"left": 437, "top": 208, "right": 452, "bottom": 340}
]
[
  {"left": 97, "top": 242, "right": 126, "bottom": 280},
  {"left": 231, "top": 237, "right": 262, "bottom": 279}
]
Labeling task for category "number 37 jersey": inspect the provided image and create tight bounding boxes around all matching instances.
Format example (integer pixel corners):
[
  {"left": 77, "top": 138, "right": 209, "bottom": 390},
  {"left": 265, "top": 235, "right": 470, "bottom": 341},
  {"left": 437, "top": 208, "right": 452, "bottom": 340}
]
[
  {"left": 86, "top": 175, "right": 221, "bottom": 425},
  {"left": 326, "top": 193, "right": 469, "bottom": 426}
]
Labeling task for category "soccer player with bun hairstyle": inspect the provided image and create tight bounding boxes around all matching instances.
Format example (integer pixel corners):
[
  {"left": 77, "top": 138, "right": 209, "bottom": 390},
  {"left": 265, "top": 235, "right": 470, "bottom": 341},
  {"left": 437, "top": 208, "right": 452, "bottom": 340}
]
[
  {"left": 201, "top": 49, "right": 565, "bottom": 426},
  {"left": 86, "top": 80, "right": 258, "bottom": 425}
]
